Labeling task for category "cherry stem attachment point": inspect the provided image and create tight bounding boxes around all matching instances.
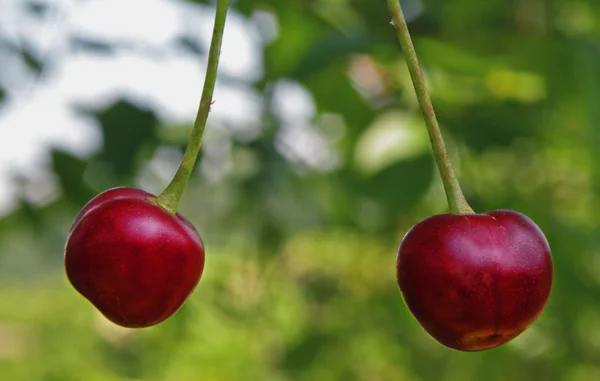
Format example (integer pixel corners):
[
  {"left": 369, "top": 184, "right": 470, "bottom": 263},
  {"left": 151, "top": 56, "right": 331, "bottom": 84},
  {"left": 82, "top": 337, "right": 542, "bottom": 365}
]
[
  {"left": 155, "top": 0, "right": 229, "bottom": 214},
  {"left": 386, "top": 0, "right": 473, "bottom": 214}
]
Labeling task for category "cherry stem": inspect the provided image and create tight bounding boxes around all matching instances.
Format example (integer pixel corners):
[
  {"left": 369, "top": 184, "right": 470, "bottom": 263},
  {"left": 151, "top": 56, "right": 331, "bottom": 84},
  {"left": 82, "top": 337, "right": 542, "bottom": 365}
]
[
  {"left": 386, "top": 0, "right": 473, "bottom": 214},
  {"left": 155, "top": 0, "right": 229, "bottom": 214}
]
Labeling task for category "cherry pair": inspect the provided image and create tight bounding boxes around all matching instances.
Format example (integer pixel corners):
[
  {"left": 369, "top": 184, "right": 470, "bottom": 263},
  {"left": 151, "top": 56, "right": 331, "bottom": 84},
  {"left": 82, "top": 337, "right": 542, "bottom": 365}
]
[
  {"left": 64, "top": 185, "right": 553, "bottom": 353},
  {"left": 64, "top": 0, "right": 554, "bottom": 355}
]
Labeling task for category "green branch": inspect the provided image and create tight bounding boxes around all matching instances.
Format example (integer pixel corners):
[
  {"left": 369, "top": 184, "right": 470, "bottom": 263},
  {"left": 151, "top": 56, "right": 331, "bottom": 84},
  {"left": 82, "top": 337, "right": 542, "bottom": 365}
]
[
  {"left": 386, "top": 0, "right": 473, "bottom": 214},
  {"left": 156, "top": 0, "right": 230, "bottom": 214}
]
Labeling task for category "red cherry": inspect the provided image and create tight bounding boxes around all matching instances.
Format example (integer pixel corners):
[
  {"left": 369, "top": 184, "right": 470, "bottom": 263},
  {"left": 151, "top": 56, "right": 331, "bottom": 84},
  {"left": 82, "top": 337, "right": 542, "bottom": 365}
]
[
  {"left": 65, "top": 187, "right": 205, "bottom": 328},
  {"left": 397, "top": 210, "right": 553, "bottom": 351}
]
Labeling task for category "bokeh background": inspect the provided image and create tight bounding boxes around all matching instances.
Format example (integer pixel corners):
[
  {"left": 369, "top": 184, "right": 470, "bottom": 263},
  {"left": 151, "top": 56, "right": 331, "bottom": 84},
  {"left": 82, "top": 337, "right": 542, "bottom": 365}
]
[{"left": 1, "top": 0, "right": 599, "bottom": 380}]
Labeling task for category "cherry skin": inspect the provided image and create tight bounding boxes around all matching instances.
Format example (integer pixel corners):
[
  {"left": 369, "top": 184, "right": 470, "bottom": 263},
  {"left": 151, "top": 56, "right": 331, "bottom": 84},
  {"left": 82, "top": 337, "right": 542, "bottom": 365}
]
[
  {"left": 64, "top": 187, "right": 205, "bottom": 328},
  {"left": 396, "top": 210, "right": 553, "bottom": 351}
]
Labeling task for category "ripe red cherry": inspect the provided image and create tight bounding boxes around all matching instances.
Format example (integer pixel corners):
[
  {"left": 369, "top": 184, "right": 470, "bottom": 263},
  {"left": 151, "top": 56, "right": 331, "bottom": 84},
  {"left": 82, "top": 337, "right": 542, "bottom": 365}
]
[
  {"left": 64, "top": 187, "right": 205, "bottom": 328},
  {"left": 397, "top": 210, "right": 553, "bottom": 351}
]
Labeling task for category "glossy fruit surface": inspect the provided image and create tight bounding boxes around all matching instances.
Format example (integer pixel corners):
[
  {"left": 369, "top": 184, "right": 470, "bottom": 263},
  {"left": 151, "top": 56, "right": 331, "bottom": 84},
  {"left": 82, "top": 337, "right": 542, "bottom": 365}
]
[
  {"left": 65, "top": 187, "right": 204, "bottom": 328},
  {"left": 396, "top": 210, "right": 553, "bottom": 351}
]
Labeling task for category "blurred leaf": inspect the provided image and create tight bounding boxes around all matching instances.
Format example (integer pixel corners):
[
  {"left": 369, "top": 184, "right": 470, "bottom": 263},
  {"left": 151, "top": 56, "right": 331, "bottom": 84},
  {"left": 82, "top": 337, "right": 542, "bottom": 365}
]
[
  {"left": 347, "top": 0, "right": 400, "bottom": 39},
  {"left": 91, "top": 100, "right": 159, "bottom": 179},
  {"left": 20, "top": 46, "right": 43, "bottom": 74},
  {"left": 70, "top": 36, "right": 115, "bottom": 55},
  {"left": 263, "top": 4, "right": 328, "bottom": 79},
  {"left": 291, "top": 31, "right": 372, "bottom": 79},
  {"left": 234, "top": 0, "right": 292, "bottom": 16},
  {"left": 17, "top": 199, "right": 44, "bottom": 233},
  {"left": 24, "top": 1, "right": 50, "bottom": 18},
  {"left": 51, "top": 149, "right": 94, "bottom": 206},
  {"left": 361, "top": 153, "right": 434, "bottom": 215},
  {"left": 577, "top": 41, "right": 600, "bottom": 194},
  {"left": 281, "top": 332, "right": 333, "bottom": 373},
  {"left": 418, "top": 38, "right": 496, "bottom": 76},
  {"left": 441, "top": 102, "right": 541, "bottom": 151},
  {"left": 302, "top": 65, "right": 376, "bottom": 160},
  {"left": 175, "top": 35, "right": 205, "bottom": 56}
]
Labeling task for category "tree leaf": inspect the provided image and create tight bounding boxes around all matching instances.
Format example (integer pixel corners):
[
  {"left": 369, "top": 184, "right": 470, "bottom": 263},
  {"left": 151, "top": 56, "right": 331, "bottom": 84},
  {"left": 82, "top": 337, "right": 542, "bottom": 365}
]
[
  {"left": 90, "top": 100, "right": 159, "bottom": 179},
  {"left": 51, "top": 149, "right": 94, "bottom": 206}
]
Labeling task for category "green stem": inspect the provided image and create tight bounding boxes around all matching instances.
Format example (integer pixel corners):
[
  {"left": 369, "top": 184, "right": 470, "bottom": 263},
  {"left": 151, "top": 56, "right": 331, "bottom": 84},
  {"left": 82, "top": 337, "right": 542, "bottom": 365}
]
[
  {"left": 386, "top": 0, "right": 473, "bottom": 214},
  {"left": 155, "top": 0, "right": 229, "bottom": 214}
]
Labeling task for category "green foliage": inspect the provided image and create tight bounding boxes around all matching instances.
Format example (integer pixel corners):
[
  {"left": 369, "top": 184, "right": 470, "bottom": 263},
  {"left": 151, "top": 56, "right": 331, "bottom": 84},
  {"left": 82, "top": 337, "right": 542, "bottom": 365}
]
[
  {"left": 2, "top": 0, "right": 600, "bottom": 380},
  {"left": 91, "top": 101, "right": 159, "bottom": 180}
]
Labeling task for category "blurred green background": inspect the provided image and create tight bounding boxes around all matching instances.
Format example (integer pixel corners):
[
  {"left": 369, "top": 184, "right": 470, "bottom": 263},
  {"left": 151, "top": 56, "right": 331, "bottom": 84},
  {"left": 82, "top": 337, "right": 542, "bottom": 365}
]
[{"left": 1, "top": 0, "right": 600, "bottom": 380}]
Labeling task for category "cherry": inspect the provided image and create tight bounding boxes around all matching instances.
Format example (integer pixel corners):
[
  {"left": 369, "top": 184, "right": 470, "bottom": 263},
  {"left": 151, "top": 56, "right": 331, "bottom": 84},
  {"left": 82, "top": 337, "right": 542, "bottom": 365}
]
[
  {"left": 385, "top": 1, "right": 554, "bottom": 351},
  {"left": 397, "top": 210, "right": 553, "bottom": 351},
  {"left": 63, "top": 2, "right": 230, "bottom": 328},
  {"left": 64, "top": 187, "right": 205, "bottom": 328}
]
